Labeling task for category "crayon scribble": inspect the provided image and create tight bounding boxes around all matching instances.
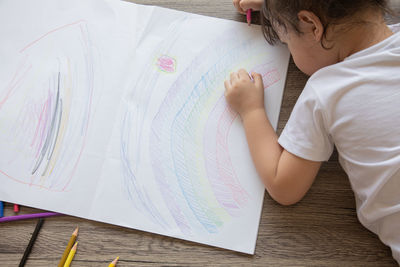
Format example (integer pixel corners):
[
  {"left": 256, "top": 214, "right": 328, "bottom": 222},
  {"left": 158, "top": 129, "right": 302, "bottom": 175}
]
[
  {"left": 120, "top": 16, "right": 189, "bottom": 230},
  {"left": 156, "top": 55, "right": 176, "bottom": 73},
  {"left": 121, "top": 27, "right": 281, "bottom": 235},
  {"left": 0, "top": 20, "right": 96, "bottom": 192}
]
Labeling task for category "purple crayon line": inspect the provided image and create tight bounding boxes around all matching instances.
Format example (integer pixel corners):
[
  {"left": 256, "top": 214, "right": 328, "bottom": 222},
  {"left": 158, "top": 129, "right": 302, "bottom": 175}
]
[{"left": 0, "top": 212, "right": 62, "bottom": 223}]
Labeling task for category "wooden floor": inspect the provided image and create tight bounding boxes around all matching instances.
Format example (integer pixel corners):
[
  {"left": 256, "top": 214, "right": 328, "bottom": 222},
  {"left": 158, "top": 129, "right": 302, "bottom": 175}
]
[{"left": 1, "top": 1, "right": 399, "bottom": 266}]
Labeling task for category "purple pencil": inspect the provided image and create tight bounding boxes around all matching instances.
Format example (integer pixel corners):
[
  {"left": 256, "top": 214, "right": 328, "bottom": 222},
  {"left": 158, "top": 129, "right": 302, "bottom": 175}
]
[{"left": 0, "top": 212, "right": 62, "bottom": 223}]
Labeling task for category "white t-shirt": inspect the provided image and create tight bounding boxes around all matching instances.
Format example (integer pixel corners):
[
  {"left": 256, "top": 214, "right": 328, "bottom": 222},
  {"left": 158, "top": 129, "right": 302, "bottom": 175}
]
[{"left": 278, "top": 24, "right": 400, "bottom": 263}]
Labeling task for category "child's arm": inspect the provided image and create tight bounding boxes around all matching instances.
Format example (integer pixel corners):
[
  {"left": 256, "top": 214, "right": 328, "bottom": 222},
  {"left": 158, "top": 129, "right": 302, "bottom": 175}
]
[
  {"left": 233, "top": 0, "right": 263, "bottom": 14},
  {"left": 224, "top": 69, "right": 321, "bottom": 205}
]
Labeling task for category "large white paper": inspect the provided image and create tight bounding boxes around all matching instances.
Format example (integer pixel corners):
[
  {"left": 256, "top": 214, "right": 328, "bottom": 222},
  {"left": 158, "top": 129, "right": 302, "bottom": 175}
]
[{"left": 0, "top": 0, "right": 290, "bottom": 254}]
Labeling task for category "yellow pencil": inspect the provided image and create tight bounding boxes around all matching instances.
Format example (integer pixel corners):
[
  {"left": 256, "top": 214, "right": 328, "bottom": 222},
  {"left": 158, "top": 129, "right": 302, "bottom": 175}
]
[
  {"left": 108, "top": 256, "right": 119, "bottom": 267},
  {"left": 58, "top": 227, "right": 78, "bottom": 267},
  {"left": 63, "top": 242, "right": 78, "bottom": 267}
]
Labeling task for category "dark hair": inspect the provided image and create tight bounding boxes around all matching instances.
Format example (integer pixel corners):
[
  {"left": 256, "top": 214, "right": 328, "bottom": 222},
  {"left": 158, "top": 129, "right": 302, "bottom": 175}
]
[{"left": 261, "top": 0, "right": 393, "bottom": 48}]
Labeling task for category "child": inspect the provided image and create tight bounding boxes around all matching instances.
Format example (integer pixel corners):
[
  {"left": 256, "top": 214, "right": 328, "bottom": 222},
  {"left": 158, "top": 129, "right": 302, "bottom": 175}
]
[{"left": 227, "top": 0, "right": 400, "bottom": 263}]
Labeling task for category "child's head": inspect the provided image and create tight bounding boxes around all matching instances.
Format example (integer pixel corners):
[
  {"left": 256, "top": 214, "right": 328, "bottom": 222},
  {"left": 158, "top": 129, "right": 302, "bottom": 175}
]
[{"left": 261, "top": 0, "right": 392, "bottom": 75}]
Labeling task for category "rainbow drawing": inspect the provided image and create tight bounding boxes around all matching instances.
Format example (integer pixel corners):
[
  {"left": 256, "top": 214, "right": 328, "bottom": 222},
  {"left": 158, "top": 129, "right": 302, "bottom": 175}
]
[
  {"left": 120, "top": 16, "right": 190, "bottom": 230},
  {"left": 121, "top": 27, "right": 281, "bottom": 235},
  {"left": 0, "top": 0, "right": 290, "bottom": 254},
  {"left": 0, "top": 20, "right": 96, "bottom": 191}
]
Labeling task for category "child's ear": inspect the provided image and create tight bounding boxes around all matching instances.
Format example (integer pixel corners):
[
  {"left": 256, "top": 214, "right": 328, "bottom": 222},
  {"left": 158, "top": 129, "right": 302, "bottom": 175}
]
[{"left": 297, "top": 10, "right": 323, "bottom": 42}]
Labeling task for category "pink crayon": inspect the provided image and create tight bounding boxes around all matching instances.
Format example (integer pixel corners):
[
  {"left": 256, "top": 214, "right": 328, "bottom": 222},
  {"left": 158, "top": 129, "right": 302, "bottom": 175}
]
[{"left": 246, "top": 9, "right": 252, "bottom": 26}]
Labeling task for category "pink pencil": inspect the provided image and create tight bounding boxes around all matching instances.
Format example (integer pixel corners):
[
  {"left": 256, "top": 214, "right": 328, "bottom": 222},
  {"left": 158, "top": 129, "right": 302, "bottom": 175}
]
[{"left": 247, "top": 9, "right": 252, "bottom": 26}]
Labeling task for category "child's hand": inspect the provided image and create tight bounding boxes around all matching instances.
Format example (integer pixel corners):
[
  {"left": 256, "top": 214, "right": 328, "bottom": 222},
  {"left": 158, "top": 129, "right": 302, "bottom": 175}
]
[
  {"left": 224, "top": 69, "right": 265, "bottom": 119},
  {"left": 232, "top": 0, "right": 263, "bottom": 14}
]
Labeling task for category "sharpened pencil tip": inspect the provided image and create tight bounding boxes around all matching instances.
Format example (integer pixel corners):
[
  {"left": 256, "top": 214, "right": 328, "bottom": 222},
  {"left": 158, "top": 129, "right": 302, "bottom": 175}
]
[
  {"left": 112, "top": 256, "right": 119, "bottom": 264},
  {"left": 73, "top": 226, "right": 79, "bottom": 236}
]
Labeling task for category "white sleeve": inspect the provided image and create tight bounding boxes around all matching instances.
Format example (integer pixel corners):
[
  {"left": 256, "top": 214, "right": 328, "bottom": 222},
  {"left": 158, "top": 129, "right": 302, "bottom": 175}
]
[{"left": 278, "top": 84, "right": 334, "bottom": 162}]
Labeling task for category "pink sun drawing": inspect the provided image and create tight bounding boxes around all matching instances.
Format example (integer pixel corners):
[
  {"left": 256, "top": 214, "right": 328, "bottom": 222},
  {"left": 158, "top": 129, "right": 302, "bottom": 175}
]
[{"left": 156, "top": 55, "right": 176, "bottom": 73}]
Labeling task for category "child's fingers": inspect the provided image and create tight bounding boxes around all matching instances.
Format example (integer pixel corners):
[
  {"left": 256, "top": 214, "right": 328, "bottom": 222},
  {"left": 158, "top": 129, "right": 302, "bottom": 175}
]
[
  {"left": 239, "top": 0, "right": 263, "bottom": 11},
  {"left": 237, "top": 69, "right": 251, "bottom": 80},
  {"left": 233, "top": 0, "right": 246, "bottom": 14},
  {"left": 233, "top": 0, "right": 239, "bottom": 11},
  {"left": 224, "top": 80, "right": 231, "bottom": 90},
  {"left": 230, "top": 71, "right": 239, "bottom": 83},
  {"left": 251, "top": 72, "right": 264, "bottom": 89}
]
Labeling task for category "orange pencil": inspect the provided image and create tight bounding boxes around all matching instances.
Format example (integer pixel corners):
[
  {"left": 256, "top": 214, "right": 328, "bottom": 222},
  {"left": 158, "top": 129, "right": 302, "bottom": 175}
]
[
  {"left": 58, "top": 227, "right": 78, "bottom": 267},
  {"left": 108, "top": 256, "right": 119, "bottom": 267}
]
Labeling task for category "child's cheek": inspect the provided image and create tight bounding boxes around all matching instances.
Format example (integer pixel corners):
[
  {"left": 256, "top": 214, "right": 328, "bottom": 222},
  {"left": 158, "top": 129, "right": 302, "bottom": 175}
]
[{"left": 291, "top": 53, "right": 312, "bottom": 76}]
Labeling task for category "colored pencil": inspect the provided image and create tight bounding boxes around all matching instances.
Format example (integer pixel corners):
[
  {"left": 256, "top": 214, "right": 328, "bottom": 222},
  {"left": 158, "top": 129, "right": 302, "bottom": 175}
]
[
  {"left": 0, "top": 201, "right": 3, "bottom": 217},
  {"left": 0, "top": 212, "right": 61, "bottom": 223},
  {"left": 14, "top": 204, "right": 20, "bottom": 213},
  {"left": 108, "top": 256, "right": 119, "bottom": 267},
  {"left": 63, "top": 242, "right": 78, "bottom": 267},
  {"left": 247, "top": 9, "right": 252, "bottom": 26},
  {"left": 18, "top": 218, "right": 45, "bottom": 267},
  {"left": 58, "top": 227, "right": 79, "bottom": 267}
]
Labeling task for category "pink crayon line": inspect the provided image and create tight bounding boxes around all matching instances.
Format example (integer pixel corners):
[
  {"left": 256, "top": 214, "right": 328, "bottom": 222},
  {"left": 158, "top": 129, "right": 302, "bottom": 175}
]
[
  {"left": 0, "top": 64, "right": 32, "bottom": 110},
  {"left": 0, "top": 212, "right": 62, "bottom": 223},
  {"left": 0, "top": 169, "right": 65, "bottom": 192},
  {"left": 0, "top": 21, "right": 93, "bottom": 192},
  {"left": 31, "top": 92, "right": 51, "bottom": 155},
  {"left": 19, "top": 20, "right": 87, "bottom": 53},
  {"left": 216, "top": 104, "right": 249, "bottom": 206},
  {"left": 208, "top": 67, "right": 280, "bottom": 208}
]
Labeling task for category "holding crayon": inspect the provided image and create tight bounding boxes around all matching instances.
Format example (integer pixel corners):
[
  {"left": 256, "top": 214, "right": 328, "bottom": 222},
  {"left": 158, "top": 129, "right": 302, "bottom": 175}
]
[
  {"left": 246, "top": 8, "right": 252, "bottom": 26},
  {"left": 232, "top": 0, "right": 263, "bottom": 25}
]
